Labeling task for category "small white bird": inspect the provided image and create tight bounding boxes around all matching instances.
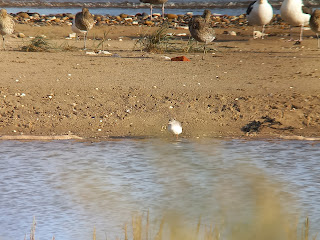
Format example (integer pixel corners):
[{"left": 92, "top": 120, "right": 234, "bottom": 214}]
[
  {"left": 280, "top": 0, "right": 312, "bottom": 42},
  {"left": 246, "top": 0, "right": 273, "bottom": 39},
  {"left": 309, "top": 10, "right": 320, "bottom": 48},
  {"left": 167, "top": 119, "right": 182, "bottom": 139}
]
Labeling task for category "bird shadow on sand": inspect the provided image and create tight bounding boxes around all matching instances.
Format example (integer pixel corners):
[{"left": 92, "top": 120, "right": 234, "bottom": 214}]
[{"left": 215, "top": 39, "right": 248, "bottom": 43}]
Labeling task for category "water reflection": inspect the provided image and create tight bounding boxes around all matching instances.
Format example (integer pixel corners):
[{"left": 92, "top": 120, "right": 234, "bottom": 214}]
[{"left": 0, "top": 139, "right": 319, "bottom": 239}]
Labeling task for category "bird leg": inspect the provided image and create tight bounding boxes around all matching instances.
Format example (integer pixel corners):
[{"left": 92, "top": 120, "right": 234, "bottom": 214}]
[
  {"left": 299, "top": 25, "right": 304, "bottom": 42},
  {"left": 252, "top": 26, "right": 255, "bottom": 39},
  {"left": 2, "top": 35, "right": 5, "bottom": 50},
  {"left": 150, "top": 4, "right": 153, "bottom": 20},
  {"left": 83, "top": 32, "right": 87, "bottom": 50},
  {"left": 202, "top": 43, "right": 207, "bottom": 60},
  {"left": 262, "top": 25, "right": 265, "bottom": 39},
  {"left": 288, "top": 25, "right": 294, "bottom": 41},
  {"left": 317, "top": 33, "right": 320, "bottom": 49},
  {"left": 162, "top": 3, "right": 165, "bottom": 19}
]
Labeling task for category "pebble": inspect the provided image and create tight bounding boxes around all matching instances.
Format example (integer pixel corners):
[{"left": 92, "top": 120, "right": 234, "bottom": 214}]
[
  {"left": 86, "top": 51, "right": 97, "bottom": 55},
  {"left": 161, "top": 56, "right": 171, "bottom": 61},
  {"left": 176, "top": 33, "right": 187, "bottom": 36},
  {"left": 167, "top": 14, "right": 178, "bottom": 19},
  {"left": 17, "top": 32, "right": 26, "bottom": 38}
]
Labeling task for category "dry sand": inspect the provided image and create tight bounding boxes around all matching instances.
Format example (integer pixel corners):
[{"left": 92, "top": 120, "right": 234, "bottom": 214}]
[{"left": 0, "top": 23, "right": 320, "bottom": 140}]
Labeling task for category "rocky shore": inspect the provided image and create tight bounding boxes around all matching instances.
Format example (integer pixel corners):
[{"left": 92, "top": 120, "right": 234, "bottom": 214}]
[{"left": 12, "top": 10, "right": 285, "bottom": 28}]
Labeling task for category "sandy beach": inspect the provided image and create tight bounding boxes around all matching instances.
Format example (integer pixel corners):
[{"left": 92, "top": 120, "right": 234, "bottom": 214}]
[{"left": 0, "top": 16, "right": 320, "bottom": 140}]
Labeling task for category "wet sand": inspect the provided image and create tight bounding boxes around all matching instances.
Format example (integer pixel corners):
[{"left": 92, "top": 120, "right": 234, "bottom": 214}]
[{"left": 1, "top": 23, "right": 320, "bottom": 140}]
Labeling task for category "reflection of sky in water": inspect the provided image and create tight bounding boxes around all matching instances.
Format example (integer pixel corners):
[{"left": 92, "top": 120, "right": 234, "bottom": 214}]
[{"left": 0, "top": 139, "right": 320, "bottom": 239}]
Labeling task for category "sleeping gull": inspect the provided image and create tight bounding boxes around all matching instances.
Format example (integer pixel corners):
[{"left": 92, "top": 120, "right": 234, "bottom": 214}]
[
  {"left": 246, "top": 0, "right": 273, "bottom": 39},
  {"left": 280, "top": 0, "right": 312, "bottom": 42}
]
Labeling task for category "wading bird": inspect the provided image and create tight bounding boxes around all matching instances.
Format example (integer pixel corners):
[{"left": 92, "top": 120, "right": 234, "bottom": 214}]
[
  {"left": 309, "top": 9, "right": 320, "bottom": 48},
  {"left": 168, "top": 119, "right": 182, "bottom": 139},
  {"left": 74, "top": 8, "right": 95, "bottom": 50},
  {"left": 188, "top": 9, "right": 216, "bottom": 58},
  {"left": 0, "top": 9, "right": 15, "bottom": 50}
]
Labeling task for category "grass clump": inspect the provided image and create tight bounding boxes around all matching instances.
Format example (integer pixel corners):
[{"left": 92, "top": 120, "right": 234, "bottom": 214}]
[
  {"left": 21, "top": 36, "right": 51, "bottom": 52},
  {"left": 135, "top": 23, "right": 171, "bottom": 53}
]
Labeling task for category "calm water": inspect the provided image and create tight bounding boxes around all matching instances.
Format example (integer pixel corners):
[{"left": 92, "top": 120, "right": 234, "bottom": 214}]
[
  {"left": 5, "top": 0, "right": 320, "bottom": 8},
  {"left": 5, "top": 0, "right": 319, "bottom": 16},
  {"left": 6, "top": 6, "right": 248, "bottom": 16},
  {"left": 1, "top": 139, "right": 320, "bottom": 240}
]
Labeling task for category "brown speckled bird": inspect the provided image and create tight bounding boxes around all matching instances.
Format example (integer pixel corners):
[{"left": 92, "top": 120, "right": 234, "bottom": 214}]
[
  {"left": 310, "top": 10, "right": 320, "bottom": 48},
  {"left": 140, "top": 0, "right": 168, "bottom": 19},
  {"left": 188, "top": 9, "right": 216, "bottom": 58},
  {"left": 0, "top": 9, "right": 15, "bottom": 50},
  {"left": 75, "top": 8, "right": 95, "bottom": 50}
]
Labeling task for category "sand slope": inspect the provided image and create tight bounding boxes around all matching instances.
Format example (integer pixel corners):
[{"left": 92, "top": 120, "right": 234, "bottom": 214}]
[{"left": 0, "top": 24, "right": 320, "bottom": 139}]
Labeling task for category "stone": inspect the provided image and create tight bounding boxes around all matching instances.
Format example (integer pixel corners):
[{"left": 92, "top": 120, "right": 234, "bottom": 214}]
[
  {"left": 120, "top": 13, "right": 128, "bottom": 18},
  {"left": 17, "top": 32, "right": 26, "bottom": 38},
  {"left": 167, "top": 14, "right": 178, "bottom": 19},
  {"left": 144, "top": 21, "right": 154, "bottom": 26},
  {"left": 124, "top": 17, "right": 133, "bottom": 22},
  {"left": 18, "top": 12, "right": 29, "bottom": 19}
]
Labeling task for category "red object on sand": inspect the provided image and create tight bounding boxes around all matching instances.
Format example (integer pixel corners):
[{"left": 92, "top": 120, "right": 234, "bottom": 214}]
[{"left": 171, "top": 56, "right": 191, "bottom": 61}]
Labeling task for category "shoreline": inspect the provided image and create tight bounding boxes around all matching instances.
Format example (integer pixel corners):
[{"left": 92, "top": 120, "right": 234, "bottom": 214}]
[{"left": 1, "top": 134, "right": 320, "bottom": 142}]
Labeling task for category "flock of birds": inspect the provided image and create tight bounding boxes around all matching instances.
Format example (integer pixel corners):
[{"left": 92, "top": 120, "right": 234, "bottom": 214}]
[
  {"left": 0, "top": 0, "right": 319, "bottom": 50},
  {"left": 247, "top": 0, "right": 320, "bottom": 46}
]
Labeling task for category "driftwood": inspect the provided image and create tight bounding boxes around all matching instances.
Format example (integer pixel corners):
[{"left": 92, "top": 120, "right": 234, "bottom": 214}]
[
  {"left": 279, "top": 135, "right": 320, "bottom": 141},
  {"left": 0, "top": 135, "right": 83, "bottom": 140}
]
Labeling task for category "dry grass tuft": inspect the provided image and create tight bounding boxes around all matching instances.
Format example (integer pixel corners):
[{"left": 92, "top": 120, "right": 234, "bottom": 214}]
[
  {"left": 21, "top": 36, "right": 51, "bottom": 52},
  {"left": 135, "top": 23, "right": 171, "bottom": 53}
]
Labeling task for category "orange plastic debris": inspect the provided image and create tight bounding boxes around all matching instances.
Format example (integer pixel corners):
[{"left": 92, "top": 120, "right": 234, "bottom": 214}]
[{"left": 171, "top": 56, "right": 191, "bottom": 61}]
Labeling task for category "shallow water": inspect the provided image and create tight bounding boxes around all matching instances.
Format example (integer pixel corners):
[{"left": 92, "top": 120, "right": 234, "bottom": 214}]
[
  {"left": 5, "top": 0, "right": 320, "bottom": 9},
  {"left": 6, "top": 6, "right": 249, "bottom": 16},
  {"left": 0, "top": 139, "right": 320, "bottom": 239}
]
